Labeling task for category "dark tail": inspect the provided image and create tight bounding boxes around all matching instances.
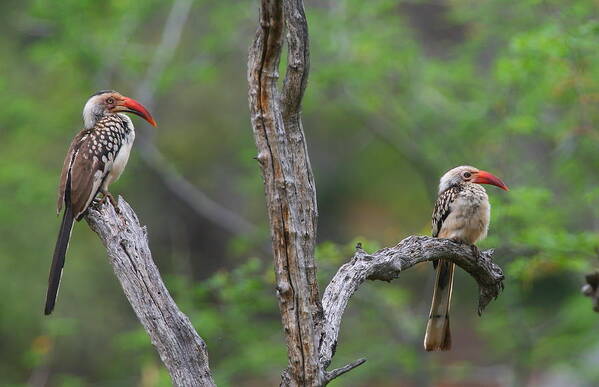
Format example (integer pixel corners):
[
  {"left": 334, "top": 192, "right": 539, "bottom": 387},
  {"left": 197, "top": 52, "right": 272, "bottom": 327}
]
[
  {"left": 424, "top": 259, "right": 455, "bottom": 351},
  {"left": 45, "top": 204, "right": 74, "bottom": 315}
]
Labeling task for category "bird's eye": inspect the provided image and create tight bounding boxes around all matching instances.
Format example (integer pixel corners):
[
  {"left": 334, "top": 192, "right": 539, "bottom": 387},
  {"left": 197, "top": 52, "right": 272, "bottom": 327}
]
[
  {"left": 462, "top": 171, "right": 472, "bottom": 179},
  {"left": 106, "top": 97, "right": 115, "bottom": 104}
]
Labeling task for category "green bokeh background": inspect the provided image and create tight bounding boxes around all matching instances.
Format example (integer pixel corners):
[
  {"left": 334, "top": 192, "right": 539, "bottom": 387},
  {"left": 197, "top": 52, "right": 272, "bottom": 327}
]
[{"left": 1, "top": 0, "right": 599, "bottom": 386}]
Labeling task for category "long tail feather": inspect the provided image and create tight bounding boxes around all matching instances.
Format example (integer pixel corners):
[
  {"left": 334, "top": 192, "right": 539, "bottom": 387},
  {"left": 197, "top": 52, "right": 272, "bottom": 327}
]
[
  {"left": 424, "top": 259, "right": 455, "bottom": 351},
  {"left": 45, "top": 204, "right": 74, "bottom": 315}
]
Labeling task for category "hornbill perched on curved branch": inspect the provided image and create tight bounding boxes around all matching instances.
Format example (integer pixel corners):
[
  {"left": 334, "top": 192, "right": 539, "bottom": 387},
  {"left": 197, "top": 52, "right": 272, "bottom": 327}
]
[
  {"left": 424, "top": 165, "right": 508, "bottom": 351},
  {"left": 44, "top": 90, "right": 157, "bottom": 315}
]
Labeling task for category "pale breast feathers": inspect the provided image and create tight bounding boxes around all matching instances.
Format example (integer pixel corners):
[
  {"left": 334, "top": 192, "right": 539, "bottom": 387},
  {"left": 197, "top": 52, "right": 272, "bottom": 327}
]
[{"left": 432, "top": 184, "right": 490, "bottom": 244}]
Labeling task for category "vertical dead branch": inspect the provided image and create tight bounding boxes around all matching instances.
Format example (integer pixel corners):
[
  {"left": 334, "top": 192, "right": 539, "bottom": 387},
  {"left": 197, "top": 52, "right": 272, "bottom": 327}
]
[
  {"left": 86, "top": 198, "right": 215, "bottom": 387},
  {"left": 248, "top": 0, "right": 323, "bottom": 385}
]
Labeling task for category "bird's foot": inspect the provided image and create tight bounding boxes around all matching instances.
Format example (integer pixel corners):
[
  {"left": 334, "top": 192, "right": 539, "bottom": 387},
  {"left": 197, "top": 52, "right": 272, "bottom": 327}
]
[
  {"left": 100, "top": 191, "right": 120, "bottom": 214},
  {"left": 471, "top": 244, "right": 481, "bottom": 261}
]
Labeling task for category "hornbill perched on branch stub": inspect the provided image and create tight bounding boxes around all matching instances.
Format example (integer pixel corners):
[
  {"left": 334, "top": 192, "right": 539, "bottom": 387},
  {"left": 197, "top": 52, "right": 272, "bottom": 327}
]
[
  {"left": 424, "top": 165, "right": 509, "bottom": 351},
  {"left": 44, "top": 90, "right": 157, "bottom": 315}
]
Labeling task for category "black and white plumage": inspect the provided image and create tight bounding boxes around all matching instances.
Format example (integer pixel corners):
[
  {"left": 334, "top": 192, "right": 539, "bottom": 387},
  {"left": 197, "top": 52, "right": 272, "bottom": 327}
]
[
  {"left": 424, "top": 165, "right": 508, "bottom": 351},
  {"left": 45, "top": 91, "right": 156, "bottom": 315}
]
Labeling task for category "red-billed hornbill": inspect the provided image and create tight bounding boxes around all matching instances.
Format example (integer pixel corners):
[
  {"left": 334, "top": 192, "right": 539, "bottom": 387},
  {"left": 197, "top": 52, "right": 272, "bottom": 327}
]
[
  {"left": 44, "top": 90, "right": 156, "bottom": 315},
  {"left": 424, "top": 165, "right": 508, "bottom": 351}
]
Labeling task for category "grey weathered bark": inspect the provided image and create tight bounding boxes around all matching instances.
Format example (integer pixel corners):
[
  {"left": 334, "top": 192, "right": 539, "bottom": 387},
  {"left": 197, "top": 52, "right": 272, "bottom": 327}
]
[
  {"left": 248, "top": 0, "right": 505, "bottom": 386},
  {"left": 248, "top": 0, "right": 324, "bottom": 384},
  {"left": 85, "top": 197, "right": 215, "bottom": 387}
]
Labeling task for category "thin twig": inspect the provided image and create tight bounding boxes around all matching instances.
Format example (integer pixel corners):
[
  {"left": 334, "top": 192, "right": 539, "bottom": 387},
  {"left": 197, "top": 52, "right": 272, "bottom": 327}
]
[{"left": 324, "top": 358, "right": 367, "bottom": 382}]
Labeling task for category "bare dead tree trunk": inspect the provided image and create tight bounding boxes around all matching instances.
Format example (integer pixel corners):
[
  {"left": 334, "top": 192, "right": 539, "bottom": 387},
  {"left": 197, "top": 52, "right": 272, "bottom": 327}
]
[
  {"left": 86, "top": 198, "right": 215, "bottom": 387},
  {"left": 247, "top": 0, "right": 323, "bottom": 385},
  {"left": 247, "top": 1, "right": 505, "bottom": 386}
]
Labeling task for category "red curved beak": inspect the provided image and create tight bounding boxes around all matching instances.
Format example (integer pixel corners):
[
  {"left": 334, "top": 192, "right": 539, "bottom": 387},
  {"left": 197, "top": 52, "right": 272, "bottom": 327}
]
[
  {"left": 120, "top": 97, "right": 157, "bottom": 127},
  {"left": 473, "top": 170, "right": 509, "bottom": 191}
]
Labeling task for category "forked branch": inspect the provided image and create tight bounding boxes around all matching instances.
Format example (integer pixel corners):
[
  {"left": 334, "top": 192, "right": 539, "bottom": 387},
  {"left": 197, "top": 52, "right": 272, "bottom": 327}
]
[{"left": 247, "top": 0, "right": 505, "bottom": 384}]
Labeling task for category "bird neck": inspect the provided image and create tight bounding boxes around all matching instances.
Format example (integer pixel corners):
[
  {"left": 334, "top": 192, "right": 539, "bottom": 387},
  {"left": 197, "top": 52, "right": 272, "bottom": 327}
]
[
  {"left": 83, "top": 102, "right": 105, "bottom": 129},
  {"left": 460, "top": 183, "right": 488, "bottom": 201},
  {"left": 438, "top": 181, "right": 487, "bottom": 196},
  {"left": 438, "top": 180, "right": 461, "bottom": 195},
  {"left": 116, "top": 113, "right": 135, "bottom": 134}
]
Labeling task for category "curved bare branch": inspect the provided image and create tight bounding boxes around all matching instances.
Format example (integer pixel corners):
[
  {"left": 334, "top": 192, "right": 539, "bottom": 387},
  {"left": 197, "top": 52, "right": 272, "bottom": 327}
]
[{"left": 319, "top": 236, "right": 504, "bottom": 369}]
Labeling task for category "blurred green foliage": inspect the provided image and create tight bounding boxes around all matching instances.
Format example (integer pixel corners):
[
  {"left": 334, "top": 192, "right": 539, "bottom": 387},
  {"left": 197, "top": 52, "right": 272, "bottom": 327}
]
[{"left": 1, "top": 0, "right": 599, "bottom": 386}]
